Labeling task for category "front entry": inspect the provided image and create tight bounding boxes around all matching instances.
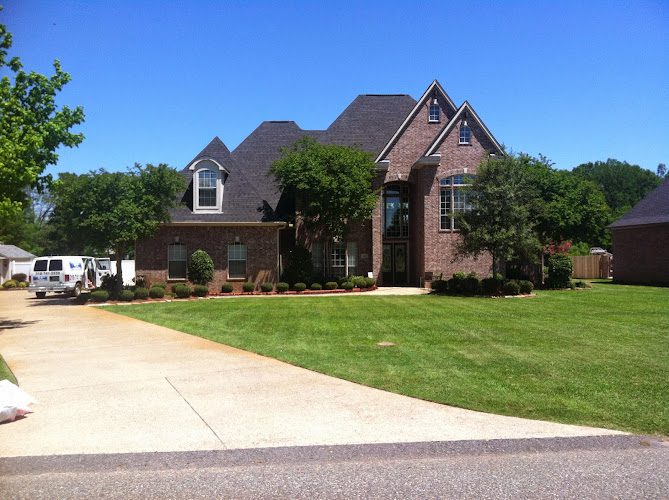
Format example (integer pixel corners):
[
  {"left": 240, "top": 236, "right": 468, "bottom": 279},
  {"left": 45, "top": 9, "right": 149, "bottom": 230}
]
[{"left": 382, "top": 242, "right": 408, "bottom": 286}]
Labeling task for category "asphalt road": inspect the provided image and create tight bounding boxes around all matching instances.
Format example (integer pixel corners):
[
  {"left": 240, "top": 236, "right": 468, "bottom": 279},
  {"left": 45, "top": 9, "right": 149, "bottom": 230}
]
[{"left": 1, "top": 435, "right": 667, "bottom": 499}]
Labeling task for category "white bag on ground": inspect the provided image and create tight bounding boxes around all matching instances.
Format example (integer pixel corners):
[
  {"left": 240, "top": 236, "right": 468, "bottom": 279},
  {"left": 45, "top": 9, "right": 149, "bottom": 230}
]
[{"left": 0, "top": 380, "right": 37, "bottom": 423}]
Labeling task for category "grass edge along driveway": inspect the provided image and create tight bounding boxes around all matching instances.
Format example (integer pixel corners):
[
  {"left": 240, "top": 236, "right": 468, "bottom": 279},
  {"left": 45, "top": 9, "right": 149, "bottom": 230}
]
[{"left": 109, "top": 283, "right": 668, "bottom": 436}]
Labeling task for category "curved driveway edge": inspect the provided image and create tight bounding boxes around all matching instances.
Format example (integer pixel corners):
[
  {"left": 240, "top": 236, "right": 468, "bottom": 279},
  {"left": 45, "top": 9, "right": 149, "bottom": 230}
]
[{"left": 0, "top": 292, "right": 623, "bottom": 457}]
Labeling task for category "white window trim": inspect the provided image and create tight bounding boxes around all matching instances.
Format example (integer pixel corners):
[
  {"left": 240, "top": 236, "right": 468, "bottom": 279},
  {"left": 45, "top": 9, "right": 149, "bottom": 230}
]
[
  {"left": 189, "top": 158, "right": 227, "bottom": 214},
  {"left": 459, "top": 121, "right": 471, "bottom": 145},
  {"left": 167, "top": 243, "right": 188, "bottom": 281},
  {"left": 428, "top": 103, "right": 440, "bottom": 123},
  {"left": 439, "top": 175, "right": 474, "bottom": 232},
  {"left": 227, "top": 242, "right": 247, "bottom": 280}
]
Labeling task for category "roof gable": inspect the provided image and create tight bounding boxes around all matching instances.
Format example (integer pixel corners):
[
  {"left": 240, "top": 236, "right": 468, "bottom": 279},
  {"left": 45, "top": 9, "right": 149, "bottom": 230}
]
[
  {"left": 0, "top": 244, "right": 35, "bottom": 259},
  {"left": 375, "top": 80, "right": 457, "bottom": 162},
  {"left": 609, "top": 178, "right": 669, "bottom": 228}
]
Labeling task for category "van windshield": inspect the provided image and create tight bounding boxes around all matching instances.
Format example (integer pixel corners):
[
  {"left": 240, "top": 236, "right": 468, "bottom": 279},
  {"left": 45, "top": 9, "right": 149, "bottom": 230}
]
[
  {"left": 34, "top": 260, "right": 48, "bottom": 272},
  {"left": 49, "top": 260, "right": 63, "bottom": 271},
  {"left": 97, "top": 260, "right": 110, "bottom": 270}
]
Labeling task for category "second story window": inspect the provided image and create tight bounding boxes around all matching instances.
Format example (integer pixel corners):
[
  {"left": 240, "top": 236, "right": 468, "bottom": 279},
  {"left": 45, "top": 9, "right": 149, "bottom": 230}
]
[
  {"left": 429, "top": 100, "right": 440, "bottom": 122},
  {"left": 459, "top": 120, "right": 471, "bottom": 144},
  {"left": 197, "top": 169, "right": 217, "bottom": 208}
]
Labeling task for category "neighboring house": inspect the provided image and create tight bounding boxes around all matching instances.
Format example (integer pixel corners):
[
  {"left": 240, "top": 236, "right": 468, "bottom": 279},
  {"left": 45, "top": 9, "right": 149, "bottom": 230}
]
[
  {"left": 0, "top": 244, "right": 35, "bottom": 284},
  {"left": 609, "top": 178, "right": 669, "bottom": 285},
  {"left": 136, "top": 80, "right": 504, "bottom": 290}
]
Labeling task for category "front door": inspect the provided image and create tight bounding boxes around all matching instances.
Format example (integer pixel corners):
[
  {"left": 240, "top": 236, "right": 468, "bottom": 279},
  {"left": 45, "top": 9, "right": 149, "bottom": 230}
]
[{"left": 382, "top": 242, "right": 408, "bottom": 286}]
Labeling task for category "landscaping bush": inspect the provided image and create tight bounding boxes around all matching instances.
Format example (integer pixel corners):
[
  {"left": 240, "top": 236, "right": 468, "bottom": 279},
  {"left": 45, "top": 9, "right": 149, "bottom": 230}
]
[
  {"left": 352, "top": 276, "right": 367, "bottom": 288},
  {"left": 364, "top": 277, "right": 376, "bottom": 288},
  {"left": 18, "top": 281, "right": 27, "bottom": 288},
  {"left": 574, "top": 280, "right": 591, "bottom": 289},
  {"left": 152, "top": 282, "right": 168, "bottom": 290},
  {"left": 11, "top": 273, "right": 26, "bottom": 282},
  {"left": 341, "top": 281, "right": 354, "bottom": 291},
  {"left": 568, "top": 280, "right": 577, "bottom": 289},
  {"left": 2, "top": 279, "right": 18, "bottom": 289},
  {"left": 260, "top": 282, "right": 274, "bottom": 293},
  {"left": 90, "top": 290, "right": 109, "bottom": 302},
  {"left": 462, "top": 273, "right": 480, "bottom": 295},
  {"left": 293, "top": 282, "right": 307, "bottom": 292},
  {"left": 149, "top": 286, "right": 165, "bottom": 299},
  {"left": 242, "top": 282, "right": 255, "bottom": 293},
  {"left": 119, "top": 289, "right": 135, "bottom": 302},
  {"left": 430, "top": 279, "right": 449, "bottom": 294},
  {"left": 187, "top": 249, "right": 214, "bottom": 285},
  {"left": 101, "top": 274, "right": 123, "bottom": 294},
  {"left": 546, "top": 254, "right": 573, "bottom": 289},
  {"left": 276, "top": 282, "right": 289, "bottom": 293},
  {"left": 481, "top": 275, "right": 504, "bottom": 295},
  {"left": 134, "top": 287, "right": 149, "bottom": 300},
  {"left": 503, "top": 280, "right": 521, "bottom": 296},
  {"left": 310, "top": 282, "right": 322, "bottom": 290},
  {"left": 193, "top": 284, "right": 209, "bottom": 297},
  {"left": 174, "top": 284, "right": 191, "bottom": 298},
  {"left": 221, "top": 283, "right": 234, "bottom": 293},
  {"left": 448, "top": 272, "right": 467, "bottom": 294},
  {"left": 134, "top": 275, "right": 148, "bottom": 288},
  {"left": 280, "top": 246, "right": 313, "bottom": 285},
  {"left": 518, "top": 280, "right": 534, "bottom": 294},
  {"left": 324, "top": 281, "right": 338, "bottom": 290}
]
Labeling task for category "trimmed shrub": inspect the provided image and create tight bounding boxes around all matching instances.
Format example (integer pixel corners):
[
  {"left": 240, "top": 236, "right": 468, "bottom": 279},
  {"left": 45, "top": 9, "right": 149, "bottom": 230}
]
[
  {"left": 276, "top": 282, "right": 289, "bottom": 293},
  {"left": 293, "top": 282, "right": 307, "bottom": 292},
  {"left": 503, "top": 280, "right": 521, "bottom": 296},
  {"left": 101, "top": 274, "right": 123, "bottom": 294},
  {"left": 242, "top": 282, "right": 255, "bottom": 293},
  {"left": 2, "top": 279, "right": 18, "bottom": 289},
  {"left": 568, "top": 280, "right": 577, "bottom": 289},
  {"left": 324, "top": 281, "right": 338, "bottom": 290},
  {"left": 221, "top": 283, "right": 234, "bottom": 293},
  {"left": 152, "top": 282, "right": 168, "bottom": 290},
  {"left": 518, "top": 280, "right": 534, "bottom": 294},
  {"left": 448, "top": 272, "right": 467, "bottom": 294},
  {"left": 11, "top": 273, "right": 26, "bottom": 282},
  {"left": 90, "top": 290, "right": 109, "bottom": 302},
  {"left": 310, "top": 282, "right": 322, "bottom": 290},
  {"left": 462, "top": 274, "right": 480, "bottom": 295},
  {"left": 174, "top": 284, "right": 191, "bottom": 298},
  {"left": 546, "top": 254, "right": 573, "bottom": 289},
  {"left": 119, "top": 289, "right": 135, "bottom": 302},
  {"left": 149, "top": 286, "right": 165, "bottom": 299},
  {"left": 18, "top": 281, "right": 27, "bottom": 288},
  {"left": 193, "top": 284, "right": 209, "bottom": 297},
  {"left": 134, "top": 287, "right": 149, "bottom": 300},
  {"left": 574, "top": 280, "right": 591, "bottom": 289},
  {"left": 260, "top": 282, "right": 274, "bottom": 293},
  {"left": 364, "top": 277, "right": 376, "bottom": 288},
  {"left": 481, "top": 276, "right": 504, "bottom": 295},
  {"left": 341, "top": 281, "right": 354, "bottom": 291},
  {"left": 352, "top": 276, "right": 366, "bottom": 288},
  {"left": 430, "top": 279, "right": 449, "bottom": 294},
  {"left": 187, "top": 249, "right": 214, "bottom": 285}
]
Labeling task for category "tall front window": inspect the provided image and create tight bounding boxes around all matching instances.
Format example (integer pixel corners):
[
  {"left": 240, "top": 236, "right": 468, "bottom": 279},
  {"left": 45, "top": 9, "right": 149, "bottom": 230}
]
[
  {"left": 168, "top": 243, "right": 187, "bottom": 279},
  {"left": 429, "top": 103, "right": 440, "bottom": 122},
  {"left": 197, "top": 169, "right": 217, "bottom": 208},
  {"left": 331, "top": 242, "right": 346, "bottom": 276},
  {"left": 459, "top": 121, "right": 471, "bottom": 144},
  {"left": 228, "top": 243, "right": 247, "bottom": 279},
  {"left": 311, "top": 242, "right": 324, "bottom": 275},
  {"left": 383, "top": 184, "right": 409, "bottom": 238},
  {"left": 440, "top": 175, "right": 474, "bottom": 231},
  {"left": 346, "top": 242, "right": 358, "bottom": 276}
]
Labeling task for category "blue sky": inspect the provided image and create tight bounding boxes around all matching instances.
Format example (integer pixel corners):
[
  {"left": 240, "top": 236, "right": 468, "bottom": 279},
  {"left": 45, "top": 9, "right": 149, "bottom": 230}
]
[{"left": 3, "top": 1, "right": 668, "bottom": 176}]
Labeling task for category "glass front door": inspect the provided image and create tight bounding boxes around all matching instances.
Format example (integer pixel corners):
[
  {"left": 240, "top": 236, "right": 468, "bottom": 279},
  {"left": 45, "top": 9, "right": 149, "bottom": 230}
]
[{"left": 382, "top": 242, "right": 408, "bottom": 286}]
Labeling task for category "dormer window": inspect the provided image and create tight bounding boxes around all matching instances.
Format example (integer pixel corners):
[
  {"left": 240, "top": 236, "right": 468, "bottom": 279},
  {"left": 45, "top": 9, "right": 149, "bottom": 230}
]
[
  {"left": 459, "top": 120, "right": 471, "bottom": 144},
  {"left": 429, "top": 99, "right": 440, "bottom": 122},
  {"left": 190, "top": 158, "right": 226, "bottom": 213}
]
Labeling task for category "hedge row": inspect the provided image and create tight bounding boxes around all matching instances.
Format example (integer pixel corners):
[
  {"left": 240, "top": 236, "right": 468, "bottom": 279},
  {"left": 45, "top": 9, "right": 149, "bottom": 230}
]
[{"left": 431, "top": 273, "right": 534, "bottom": 296}]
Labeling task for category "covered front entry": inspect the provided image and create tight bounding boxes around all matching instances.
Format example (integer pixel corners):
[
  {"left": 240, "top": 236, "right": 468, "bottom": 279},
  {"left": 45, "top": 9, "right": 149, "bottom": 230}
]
[{"left": 382, "top": 242, "right": 408, "bottom": 286}]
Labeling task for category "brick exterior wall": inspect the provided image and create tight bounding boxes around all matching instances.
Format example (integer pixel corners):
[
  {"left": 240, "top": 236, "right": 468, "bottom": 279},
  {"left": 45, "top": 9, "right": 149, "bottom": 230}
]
[
  {"left": 135, "top": 225, "right": 281, "bottom": 292},
  {"left": 612, "top": 224, "right": 669, "bottom": 285}
]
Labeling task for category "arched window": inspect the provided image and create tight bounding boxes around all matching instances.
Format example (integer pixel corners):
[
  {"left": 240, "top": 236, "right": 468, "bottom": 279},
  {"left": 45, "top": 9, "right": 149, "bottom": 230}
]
[
  {"left": 440, "top": 175, "right": 475, "bottom": 231},
  {"left": 459, "top": 120, "right": 471, "bottom": 144}
]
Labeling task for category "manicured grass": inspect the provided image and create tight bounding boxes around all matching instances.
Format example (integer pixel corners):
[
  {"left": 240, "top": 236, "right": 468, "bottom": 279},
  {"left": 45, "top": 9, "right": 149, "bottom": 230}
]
[
  {"left": 109, "top": 283, "right": 668, "bottom": 435},
  {"left": 0, "top": 354, "right": 17, "bottom": 385}
]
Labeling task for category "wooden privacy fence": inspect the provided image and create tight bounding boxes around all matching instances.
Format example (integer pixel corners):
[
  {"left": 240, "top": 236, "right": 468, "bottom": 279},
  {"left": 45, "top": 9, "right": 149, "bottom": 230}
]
[{"left": 570, "top": 255, "right": 612, "bottom": 279}]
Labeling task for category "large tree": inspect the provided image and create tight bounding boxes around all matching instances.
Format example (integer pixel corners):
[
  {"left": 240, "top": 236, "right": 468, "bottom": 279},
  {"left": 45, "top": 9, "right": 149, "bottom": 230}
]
[
  {"left": 572, "top": 159, "right": 660, "bottom": 220},
  {"left": 457, "top": 155, "right": 541, "bottom": 276},
  {"left": 271, "top": 137, "right": 378, "bottom": 240},
  {"left": 50, "top": 164, "right": 184, "bottom": 292},
  {"left": 0, "top": 18, "right": 85, "bottom": 219}
]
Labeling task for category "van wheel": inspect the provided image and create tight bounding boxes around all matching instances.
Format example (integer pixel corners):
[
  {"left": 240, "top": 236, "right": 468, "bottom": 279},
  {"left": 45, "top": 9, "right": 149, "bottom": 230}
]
[
  {"left": 36, "top": 292, "right": 47, "bottom": 299},
  {"left": 71, "top": 283, "right": 82, "bottom": 298}
]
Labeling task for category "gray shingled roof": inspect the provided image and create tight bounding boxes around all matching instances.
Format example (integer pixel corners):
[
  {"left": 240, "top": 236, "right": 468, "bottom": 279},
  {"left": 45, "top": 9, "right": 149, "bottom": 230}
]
[
  {"left": 171, "top": 94, "right": 417, "bottom": 223},
  {"left": 0, "top": 244, "right": 35, "bottom": 259},
  {"left": 609, "top": 178, "right": 669, "bottom": 229}
]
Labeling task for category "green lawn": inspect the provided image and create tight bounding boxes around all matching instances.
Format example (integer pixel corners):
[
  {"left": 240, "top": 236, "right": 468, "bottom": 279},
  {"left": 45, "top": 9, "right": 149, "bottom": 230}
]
[
  {"left": 109, "top": 282, "right": 669, "bottom": 435},
  {"left": 0, "top": 354, "right": 17, "bottom": 385}
]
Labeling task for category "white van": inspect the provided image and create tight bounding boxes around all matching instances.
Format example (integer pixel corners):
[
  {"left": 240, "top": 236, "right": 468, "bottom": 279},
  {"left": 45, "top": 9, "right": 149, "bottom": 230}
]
[{"left": 28, "top": 256, "right": 112, "bottom": 299}]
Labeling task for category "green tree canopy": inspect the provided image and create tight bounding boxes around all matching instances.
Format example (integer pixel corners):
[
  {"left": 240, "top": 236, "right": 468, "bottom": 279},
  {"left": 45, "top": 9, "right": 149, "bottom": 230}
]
[
  {"left": 572, "top": 159, "right": 660, "bottom": 219},
  {"left": 0, "top": 18, "right": 85, "bottom": 219},
  {"left": 271, "top": 137, "right": 378, "bottom": 240},
  {"left": 50, "top": 164, "right": 184, "bottom": 290}
]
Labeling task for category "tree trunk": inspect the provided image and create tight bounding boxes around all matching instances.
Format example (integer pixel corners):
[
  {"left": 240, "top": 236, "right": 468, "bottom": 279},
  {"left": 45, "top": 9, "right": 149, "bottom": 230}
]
[{"left": 115, "top": 245, "right": 125, "bottom": 295}]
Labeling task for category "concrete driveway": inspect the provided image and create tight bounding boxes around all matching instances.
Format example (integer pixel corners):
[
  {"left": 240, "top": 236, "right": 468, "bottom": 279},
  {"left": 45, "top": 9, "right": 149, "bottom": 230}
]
[{"left": 0, "top": 291, "right": 622, "bottom": 457}]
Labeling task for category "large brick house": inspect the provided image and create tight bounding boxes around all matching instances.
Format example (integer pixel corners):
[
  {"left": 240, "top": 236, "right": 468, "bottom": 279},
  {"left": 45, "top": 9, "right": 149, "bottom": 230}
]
[
  {"left": 609, "top": 178, "right": 669, "bottom": 285},
  {"left": 136, "top": 80, "right": 504, "bottom": 290}
]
